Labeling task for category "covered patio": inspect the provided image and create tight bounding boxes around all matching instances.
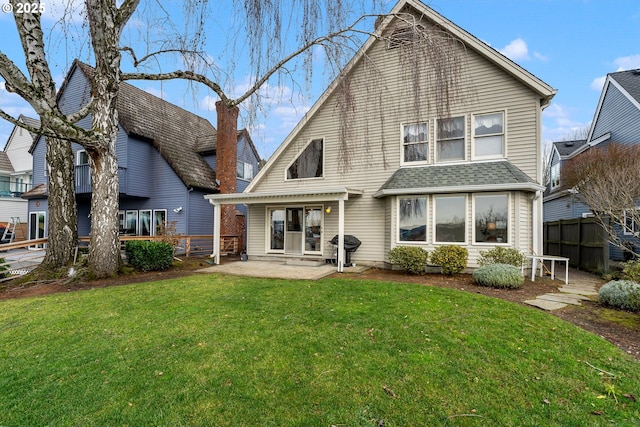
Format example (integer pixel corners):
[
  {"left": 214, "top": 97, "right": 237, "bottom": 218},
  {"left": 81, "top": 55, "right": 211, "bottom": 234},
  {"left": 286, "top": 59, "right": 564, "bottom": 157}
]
[{"left": 205, "top": 187, "right": 363, "bottom": 272}]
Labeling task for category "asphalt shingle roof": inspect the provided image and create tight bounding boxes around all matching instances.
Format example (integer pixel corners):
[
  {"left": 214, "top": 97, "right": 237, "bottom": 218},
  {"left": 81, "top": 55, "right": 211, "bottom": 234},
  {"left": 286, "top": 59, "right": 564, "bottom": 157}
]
[
  {"left": 0, "top": 152, "right": 14, "bottom": 173},
  {"left": 76, "top": 62, "right": 218, "bottom": 192},
  {"left": 610, "top": 68, "right": 640, "bottom": 104},
  {"left": 377, "top": 160, "right": 539, "bottom": 194},
  {"left": 553, "top": 139, "right": 587, "bottom": 157}
]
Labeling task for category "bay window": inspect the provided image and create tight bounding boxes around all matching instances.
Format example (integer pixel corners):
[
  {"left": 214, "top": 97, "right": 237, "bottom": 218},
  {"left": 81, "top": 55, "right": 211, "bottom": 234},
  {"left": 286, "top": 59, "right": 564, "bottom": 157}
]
[
  {"left": 399, "top": 197, "right": 427, "bottom": 242},
  {"left": 474, "top": 194, "right": 508, "bottom": 243},
  {"left": 434, "top": 195, "right": 466, "bottom": 243}
]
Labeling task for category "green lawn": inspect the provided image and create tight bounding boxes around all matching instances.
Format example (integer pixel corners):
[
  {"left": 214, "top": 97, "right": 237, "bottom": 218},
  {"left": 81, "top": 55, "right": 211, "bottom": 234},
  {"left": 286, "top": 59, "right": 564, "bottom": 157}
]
[{"left": 1, "top": 273, "right": 639, "bottom": 426}]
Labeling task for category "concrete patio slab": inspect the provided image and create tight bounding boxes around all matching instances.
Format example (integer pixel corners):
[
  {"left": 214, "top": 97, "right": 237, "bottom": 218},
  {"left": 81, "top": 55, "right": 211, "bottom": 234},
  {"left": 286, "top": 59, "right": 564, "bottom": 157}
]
[{"left": 197, "top": 260, "right": 367, "bottom": 280}]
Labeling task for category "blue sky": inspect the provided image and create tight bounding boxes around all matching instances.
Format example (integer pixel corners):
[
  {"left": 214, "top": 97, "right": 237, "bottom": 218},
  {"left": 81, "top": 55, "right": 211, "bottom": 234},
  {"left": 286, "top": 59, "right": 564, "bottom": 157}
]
[{"left": 1, "top": 0, "right": 639, "bottom": 160}]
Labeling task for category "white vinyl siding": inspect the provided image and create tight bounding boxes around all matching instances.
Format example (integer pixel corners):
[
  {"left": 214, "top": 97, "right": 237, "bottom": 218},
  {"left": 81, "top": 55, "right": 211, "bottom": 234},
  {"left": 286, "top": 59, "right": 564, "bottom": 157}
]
[{"left": 246, "top": 10, "right": 545, "bottom": 266}]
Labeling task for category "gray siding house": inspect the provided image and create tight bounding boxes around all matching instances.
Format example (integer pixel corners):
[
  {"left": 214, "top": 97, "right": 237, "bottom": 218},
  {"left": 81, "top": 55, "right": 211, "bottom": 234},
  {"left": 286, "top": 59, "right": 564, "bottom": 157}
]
[
  {"left": 205, "top": 0, "right": 556, "bottom": 271},
  {"left": 25, "top": 60, "right": 260, "bottom": 245},
  {"left": 543, "top": 69, "right": 640, "bottom": 261}
]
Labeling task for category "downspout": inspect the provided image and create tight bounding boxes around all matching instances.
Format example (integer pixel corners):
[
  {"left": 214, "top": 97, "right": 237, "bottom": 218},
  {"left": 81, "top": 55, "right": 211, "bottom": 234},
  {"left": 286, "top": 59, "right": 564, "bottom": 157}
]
[{"left": 532, "top": 190, "right": 542, "bottom": 255}]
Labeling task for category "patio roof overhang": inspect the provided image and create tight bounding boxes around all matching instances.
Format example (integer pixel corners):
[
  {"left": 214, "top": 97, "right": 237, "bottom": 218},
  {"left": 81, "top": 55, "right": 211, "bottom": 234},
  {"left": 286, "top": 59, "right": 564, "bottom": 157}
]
[
  {"left": 204, "top": 187, "right": 365, "bottom": 206},
  {"left": 205, "top": 187, "right": 364, "bottom": 273}
]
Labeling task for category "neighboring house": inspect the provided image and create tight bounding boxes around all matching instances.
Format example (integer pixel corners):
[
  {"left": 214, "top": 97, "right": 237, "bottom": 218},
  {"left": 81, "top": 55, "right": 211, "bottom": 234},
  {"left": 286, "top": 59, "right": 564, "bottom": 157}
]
[
  {"left": 24, "top": 60, "right": 260, "bottom": 248},
  {"left": 0, "top": 115, "right": 36, "bottom": 229},
  {"left": 543, "top": 68, "right": 640, "bottom": 261},
  {"left": 205, "top": 0, "right": 556, "bottom": 270}
]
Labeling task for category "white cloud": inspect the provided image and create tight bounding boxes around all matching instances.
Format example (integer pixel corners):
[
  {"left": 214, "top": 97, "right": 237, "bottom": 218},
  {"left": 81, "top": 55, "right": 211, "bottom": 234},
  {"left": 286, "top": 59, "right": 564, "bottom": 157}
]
[
  {"left": 542, "top": 103, "right": 591, "bottom": 143},
  {"left": 499, "top": 38, "right": 530, "bottom": 61},
  {"left": 533, "top": 51, "right": 549, "bottom": 62},
  {"left": 590, "top": 54, "right": 640, "bottom": 91},
  {"left": 590, "top": 76, "right": 607, "bottom": 92},
  {"left": 612, "top": 54, "right": 640, "bottom": 70}
]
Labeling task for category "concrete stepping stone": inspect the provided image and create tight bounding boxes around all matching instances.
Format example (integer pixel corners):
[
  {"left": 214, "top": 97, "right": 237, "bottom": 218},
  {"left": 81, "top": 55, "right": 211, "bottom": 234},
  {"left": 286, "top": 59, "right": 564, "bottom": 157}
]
[
  {"left": 524, "top": 299, "right": 568, "bottom": 310},
  {"left": 537, "top": 293, "right": 585, "bottom": 305},
  {"left": 557, "top": 286, "right": 598, "bottom": 296}
]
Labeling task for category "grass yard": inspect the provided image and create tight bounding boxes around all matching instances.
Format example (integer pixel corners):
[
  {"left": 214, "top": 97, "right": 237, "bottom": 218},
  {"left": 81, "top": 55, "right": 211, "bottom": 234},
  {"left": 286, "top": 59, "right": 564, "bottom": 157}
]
[{"left": 0, "top": 273, "right": 639, "bottom": 426}]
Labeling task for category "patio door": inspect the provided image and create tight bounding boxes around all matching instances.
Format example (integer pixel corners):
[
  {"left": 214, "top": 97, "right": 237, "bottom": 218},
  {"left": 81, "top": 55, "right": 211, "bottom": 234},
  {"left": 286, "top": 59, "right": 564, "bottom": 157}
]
[
  {"left": 29, "top": 211, "right": 46, "bottom": 249},
  {"left": 268, "top": 206, "right": 323, "bottom": 255},
  {"left": 285, "top": 207, "right": 303, "bottom": 254}
]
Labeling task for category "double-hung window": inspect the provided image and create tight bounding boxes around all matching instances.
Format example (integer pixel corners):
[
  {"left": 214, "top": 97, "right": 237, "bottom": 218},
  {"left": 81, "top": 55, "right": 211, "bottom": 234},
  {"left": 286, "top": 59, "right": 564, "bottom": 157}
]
[
  {"left": 473, "top": 112, "right": 505, "bottom": 158},
  {"left": 402, "top": 122, "right": 429, "bottom": 164},
  {"left": 436, "top": 116, "right": 465, "bottom": 162}
]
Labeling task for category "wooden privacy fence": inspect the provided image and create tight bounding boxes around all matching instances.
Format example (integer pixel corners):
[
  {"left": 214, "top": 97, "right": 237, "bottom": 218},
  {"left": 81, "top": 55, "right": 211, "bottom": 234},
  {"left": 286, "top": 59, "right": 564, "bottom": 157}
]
[{"left": 543, "top": 217, "right": 609, "bottom": 273}]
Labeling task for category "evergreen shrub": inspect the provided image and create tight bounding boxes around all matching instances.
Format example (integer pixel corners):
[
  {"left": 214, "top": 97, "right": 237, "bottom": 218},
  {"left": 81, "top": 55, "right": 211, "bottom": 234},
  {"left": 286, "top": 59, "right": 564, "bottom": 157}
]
[
  {"left": 125, "top": 240, "right": 174, "bottom": 272},
  {"left": 622, "top": 260, "right": 640, "bottom": 283},
  {"left": 598, "top": 280, "right": 640, "bottom": 312},
  {"left": 430, "top": 245, "right": 468, "bottom": 275},
  {"left": 387, "top": 246, "right": 429, "bottom": 275},
  {"left": 473, "top": 263, "right": 524, "bottom": 289}
]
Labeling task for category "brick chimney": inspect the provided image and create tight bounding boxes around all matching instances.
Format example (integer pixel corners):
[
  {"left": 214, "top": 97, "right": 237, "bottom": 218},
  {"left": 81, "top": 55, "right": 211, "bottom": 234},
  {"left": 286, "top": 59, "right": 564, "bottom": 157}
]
[{"left": 215, "top": 101, "right": 239, "bottom": 242}]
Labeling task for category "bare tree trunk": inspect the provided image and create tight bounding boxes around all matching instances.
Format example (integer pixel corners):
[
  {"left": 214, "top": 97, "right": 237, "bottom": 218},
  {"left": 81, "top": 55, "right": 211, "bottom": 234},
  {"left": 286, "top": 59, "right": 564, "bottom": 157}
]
[
  {"left": 87, "top": 144, "right": 121, "bottom": 277},
  {"left": 84, "top": 70, "right": 122, "bottom": 277},
  {"left": 40, "top": 136, "right": 78, "bottom": 268}
]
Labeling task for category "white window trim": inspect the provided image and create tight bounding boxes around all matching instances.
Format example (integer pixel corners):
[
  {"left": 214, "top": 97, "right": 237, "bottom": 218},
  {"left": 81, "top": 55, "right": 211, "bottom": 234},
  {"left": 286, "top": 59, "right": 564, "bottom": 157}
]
[
  {"left": 237, "top": 160, "right": 254, "bottom": 181},
  {"left": 472, "top": 192, "right": 511, "bottom": 245},
  {"left": 139, "top": 209, "right": 152, "bottom": 236},
  {"left": 471, "top": 111, "right": 506, "bottom": 160},
  {"left": 433, "top": 194, "right": 468, "bottom": 244},
  {"left": 550, "top": 162, "right": 561, "bottom": 190},
  {"left": 76, "top": 149, "right": 89, "bottom": 165},
  {"left": 435, "top": 115, "right": 467, "bottom": 163},
  {"left": 153, "top": 209, "right": 167, "bottom": 236},
  {"left": 400, "top": 121, "right": 430, "bottom": 166},
  {"left": 397, "top": 196, "right": 428, "bottom": 243},
  {"left": 623, "top": 208, "right": 640, "bottom": 236},
  {"left": 266, "top": 206, "right": 286, "bottom": 254},
  {"left": 303, "top": 206, "right": 324, "bottom": 255},
  {"left": 284, "top": 138, "right": 325, "bottom": 181}
]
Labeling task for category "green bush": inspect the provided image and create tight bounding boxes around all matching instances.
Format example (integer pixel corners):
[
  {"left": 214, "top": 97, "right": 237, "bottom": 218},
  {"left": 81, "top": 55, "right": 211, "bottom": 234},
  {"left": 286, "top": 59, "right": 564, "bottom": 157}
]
[
  {"left": 598, "top": 280, "right": 640, "bottom": 312},
  {"left": 387, "top": 246, "right": 429, "bottom": 275},
  {"left": 125, "top": 240, "right": 174, "bottom": 272},
  {"left": 622, "top": 260, "right": 640, "bottom": 283},
  {"left": 473, "top": 263, "right": 524, "bottom": 289},
  {"left": 430, "top": 245, "right": 468, "bottom": 275},
  {"left": 477, "top": 247, "right": 525, "bottom": 267}
]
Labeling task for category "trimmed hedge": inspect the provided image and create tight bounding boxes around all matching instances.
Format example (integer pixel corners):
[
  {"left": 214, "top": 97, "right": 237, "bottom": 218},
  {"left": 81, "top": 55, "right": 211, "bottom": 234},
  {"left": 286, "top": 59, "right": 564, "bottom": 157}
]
[
  {"left": 430, "top": 245, "right": 468, "bottom": 275},
  {"left": 125, "top": 240, "right": 174, "bottom": 272},
  {"left": 473, "top": 263, "right": 524, "bottom": 289},
  {"left": 388, "top": 246, "right": 429, "bottom": 275},
  {"left": 598, "top": 280, "right": 640, "bottom": 312}
]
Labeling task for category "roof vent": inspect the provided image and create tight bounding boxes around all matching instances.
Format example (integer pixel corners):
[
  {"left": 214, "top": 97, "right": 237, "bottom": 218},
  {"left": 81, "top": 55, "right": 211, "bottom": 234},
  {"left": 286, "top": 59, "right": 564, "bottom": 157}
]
[{"left": 565, "top": 141, "right": 574, "bottom": 147}]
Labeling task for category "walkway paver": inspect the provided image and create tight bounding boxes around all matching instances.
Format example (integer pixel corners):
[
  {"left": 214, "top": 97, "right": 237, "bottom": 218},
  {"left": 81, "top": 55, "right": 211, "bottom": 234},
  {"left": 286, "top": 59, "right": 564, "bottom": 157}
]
[{"left": 524, "top": 268, "right": 604, "bottom": 311}]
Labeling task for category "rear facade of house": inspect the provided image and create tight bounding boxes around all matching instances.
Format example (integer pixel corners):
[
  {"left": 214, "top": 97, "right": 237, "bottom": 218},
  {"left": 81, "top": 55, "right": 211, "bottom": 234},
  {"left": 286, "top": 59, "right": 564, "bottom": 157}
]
[{"left": 207, "top": 0, "right": 555, "bottom": 269}]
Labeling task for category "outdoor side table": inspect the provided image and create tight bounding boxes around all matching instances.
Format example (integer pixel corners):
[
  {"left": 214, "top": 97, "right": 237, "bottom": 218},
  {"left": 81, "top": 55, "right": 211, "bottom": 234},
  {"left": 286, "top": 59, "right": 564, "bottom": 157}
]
[{"left": 524, "top": 255, "right": 569, "bottom": 285}]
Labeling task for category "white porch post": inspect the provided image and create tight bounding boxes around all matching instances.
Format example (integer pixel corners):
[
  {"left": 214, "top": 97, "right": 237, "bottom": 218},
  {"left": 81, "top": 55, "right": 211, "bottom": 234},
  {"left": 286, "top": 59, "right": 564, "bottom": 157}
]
[
  {"left": 212, "top": 202, "right": 221, "bottom": 265},
  {"left": 338, "top": 197, "right": 345, "bottom": 273}
]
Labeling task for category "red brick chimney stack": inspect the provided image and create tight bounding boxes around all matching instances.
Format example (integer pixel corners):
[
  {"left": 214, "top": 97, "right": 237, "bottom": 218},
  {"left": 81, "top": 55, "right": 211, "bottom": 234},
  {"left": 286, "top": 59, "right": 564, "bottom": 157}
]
[{"left": 215, "top": 101, "right": 239, "bottom": 241}]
